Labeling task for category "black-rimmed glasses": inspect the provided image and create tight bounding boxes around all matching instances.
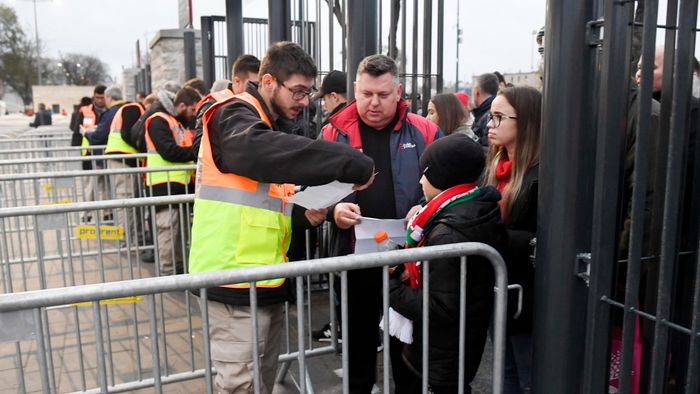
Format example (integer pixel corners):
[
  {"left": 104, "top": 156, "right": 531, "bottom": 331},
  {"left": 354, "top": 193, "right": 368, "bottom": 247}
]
[
  {"left": 279, "top": 81, "right": 316, "bottom": 101},
  {"left": 488, "top": 113, "right": 518, "bottom": 128}
]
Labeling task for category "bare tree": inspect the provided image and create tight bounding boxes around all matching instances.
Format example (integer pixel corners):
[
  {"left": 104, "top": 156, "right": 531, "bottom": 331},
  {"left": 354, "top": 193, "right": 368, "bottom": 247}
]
[
  {"left": 0, "top": 4, "right": 42, "bottom": 104},
  {"left": 54, "top": 53, "right": 109, "bottom": 86}
]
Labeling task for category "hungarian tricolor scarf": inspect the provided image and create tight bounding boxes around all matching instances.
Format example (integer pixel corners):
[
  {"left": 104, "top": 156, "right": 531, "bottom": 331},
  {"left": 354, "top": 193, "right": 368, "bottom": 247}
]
[{"left": 403, "top": 183, "right": 480, "bottom": 288}]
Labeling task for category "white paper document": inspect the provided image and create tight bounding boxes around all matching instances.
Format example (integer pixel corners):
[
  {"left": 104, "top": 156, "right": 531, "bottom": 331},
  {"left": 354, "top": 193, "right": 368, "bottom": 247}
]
[
  {"left": 286, "top": 181, "right": 355, "bottom": 209},
  {"left": 353, "top": 216, "right": 406, "bottom": 254}
]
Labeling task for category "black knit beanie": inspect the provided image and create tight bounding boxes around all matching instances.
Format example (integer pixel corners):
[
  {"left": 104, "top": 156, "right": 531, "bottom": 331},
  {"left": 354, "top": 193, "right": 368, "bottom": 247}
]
[{"left": 419, "top": 133, "right": 485, "bottom": 190}]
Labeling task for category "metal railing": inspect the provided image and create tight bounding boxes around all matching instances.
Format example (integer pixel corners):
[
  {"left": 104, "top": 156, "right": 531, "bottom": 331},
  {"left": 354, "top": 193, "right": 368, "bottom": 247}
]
[{"left": 0, "top": 242, "right": 508, "bottom": 394}]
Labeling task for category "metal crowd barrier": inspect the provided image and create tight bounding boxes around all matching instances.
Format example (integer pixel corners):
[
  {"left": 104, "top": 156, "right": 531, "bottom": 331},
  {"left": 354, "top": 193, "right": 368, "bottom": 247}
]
[
  {"left": 0, "top": 195, "right": 193, "bottom": 293},
  {"left": 0, "top": 243, "right": 508, "bottom": 394},
  {"left": 0, "top": 153, "right": 148, "bottom": 175},
  {"left": 0, "top": 164, "right": 196, "bottom": 207},
  {"left": 0, "top": 145, "right": 107, "bottom": 161}
]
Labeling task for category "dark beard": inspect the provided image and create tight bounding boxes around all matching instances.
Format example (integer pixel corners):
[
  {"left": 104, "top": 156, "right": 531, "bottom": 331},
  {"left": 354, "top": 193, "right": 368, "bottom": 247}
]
[{"left": 270, "top": 87, "right": 301, "bottom": 121}]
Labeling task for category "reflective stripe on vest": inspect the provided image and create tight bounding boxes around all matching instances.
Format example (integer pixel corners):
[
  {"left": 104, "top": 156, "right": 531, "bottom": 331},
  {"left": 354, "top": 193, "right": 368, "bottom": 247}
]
[
  {"left": 79, "top": 105, "right": 97, "bottom": 156},
  {"left": 105, "top": 102, "right": 143, "bottom": 154},
  {"left": 189, "top": 91, "right": 294, "bottom": 288},
  {"left": 144, "top": 112, "right": 194, "bottom": 186},
  {"left": 195, "top": 89, "right": 234, "bottom": 113}
]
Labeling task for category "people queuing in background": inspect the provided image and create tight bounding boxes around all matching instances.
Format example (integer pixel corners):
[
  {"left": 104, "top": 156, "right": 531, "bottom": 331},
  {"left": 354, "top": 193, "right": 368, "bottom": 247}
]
[
  {"left": 470, "top": 73, "right": 500, "bottom": 147},
  {"left": 314, "top": 70, "right": 348, "bottom": 127},
  {"left": 144, "top": 87, "right": 199, "bottom": 276},
  {"left": 29, "top": 103, "right": 52, "bottom": 128},
  {"left": 183, "top": 78, "right": 208, "bottom": 98},
  {"left": 191, "top": 54, "right": 261, "bottom": 157},
  {"left": 426, "top": 93, "right": 478, "bottom": 141},
  {"left": 483, "top": 86, "right": 542, "bottom": 394}
]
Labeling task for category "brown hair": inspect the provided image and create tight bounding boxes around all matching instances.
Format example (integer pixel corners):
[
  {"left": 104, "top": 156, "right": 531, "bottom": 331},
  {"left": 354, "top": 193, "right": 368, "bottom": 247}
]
[
  {"left": 259, "top": 41, "right": 317, "bottom": 82},
  {"left": 483, "top": 86, "right": 541, "bottom": 217},
  {"left": 173, "top": 87, "right": 201, "bottom": 106},
  {"left": 232, "top": 54, "right": 260, "bottom": 78},
  {"left": 183, "top": 78, "right": 208, "bottom": 96},
  {"left": 430, "top": 93, "right": 467, "bottom": 134}
]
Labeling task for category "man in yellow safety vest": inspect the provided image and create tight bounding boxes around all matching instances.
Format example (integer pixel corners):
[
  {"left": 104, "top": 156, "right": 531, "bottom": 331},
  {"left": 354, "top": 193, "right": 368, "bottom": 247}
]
[
  {"left": 144, "top": 87, "right": 199, "bottom": 276},
  {"left": 188, "top": 42, "right": 375, "bottom": 393}
]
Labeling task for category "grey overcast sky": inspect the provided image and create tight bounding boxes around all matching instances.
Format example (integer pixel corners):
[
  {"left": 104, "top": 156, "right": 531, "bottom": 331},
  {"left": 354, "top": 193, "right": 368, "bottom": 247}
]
[
  {"left": 4, "top": 0, "right": 548, "bottom": 85},
  {"left": 5, "top": 0, "right": 696, "bottom": 87}
]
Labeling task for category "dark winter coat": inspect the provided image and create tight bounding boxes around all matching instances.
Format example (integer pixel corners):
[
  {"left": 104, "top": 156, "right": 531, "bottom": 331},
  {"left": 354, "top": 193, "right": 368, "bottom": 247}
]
[
  {"left": 389, "top": 186, "right": 507, "bottom": 388},
  {"left": 471, "top": 95, "right": 494, "bottom": 147},
  {"left": 504, "top": 164, "right": 538, "bottom": 335}
]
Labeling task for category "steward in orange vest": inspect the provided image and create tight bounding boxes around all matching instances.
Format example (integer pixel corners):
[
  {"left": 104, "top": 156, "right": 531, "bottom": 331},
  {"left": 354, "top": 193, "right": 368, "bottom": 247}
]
[{"left": 189, "top": 80, "right": 374, "bottom": 305}]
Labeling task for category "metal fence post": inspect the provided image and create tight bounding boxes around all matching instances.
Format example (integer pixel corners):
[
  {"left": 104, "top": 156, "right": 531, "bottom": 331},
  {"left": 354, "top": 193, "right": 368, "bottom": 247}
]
[
  {"left": 201, "top": 16, "right": 215, "bottom": 89},
  {"left": 649, "top": 0, "right": 699, "bottom": 391},
  {"left": 346, "top": 0, "right": 378, "bottom": 101},
  {"left": 532, "top": 0, "right": 598, "bottom": 392},
  {"left": 226, "top": 0, "right": 244, "bottom": 75},
  {"left": 268, "top": 0, "right": 292, "bottom": 44}
]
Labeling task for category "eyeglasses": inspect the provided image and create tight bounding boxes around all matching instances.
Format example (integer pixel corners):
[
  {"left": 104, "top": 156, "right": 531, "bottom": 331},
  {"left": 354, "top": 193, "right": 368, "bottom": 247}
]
[
  {"left": 488, "top": 113, "right": 518, "bottom": 128},
  {"left": 279, "top": 81, "right": 316, "bottom": 101}
]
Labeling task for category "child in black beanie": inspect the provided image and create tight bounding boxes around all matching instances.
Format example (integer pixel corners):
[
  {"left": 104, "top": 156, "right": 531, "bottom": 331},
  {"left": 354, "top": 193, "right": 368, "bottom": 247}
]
[{"left": 389, "top": 133, "right": 508, "bottom": 393}]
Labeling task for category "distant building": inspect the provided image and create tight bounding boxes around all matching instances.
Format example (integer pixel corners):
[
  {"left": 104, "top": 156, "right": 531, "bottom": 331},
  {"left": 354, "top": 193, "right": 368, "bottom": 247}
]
[
  {"left": 31, "top": 85, "right": 94, "bottom": 114},
  {"left": 471, "top": 70, "right": 541, "bottom": 90}
]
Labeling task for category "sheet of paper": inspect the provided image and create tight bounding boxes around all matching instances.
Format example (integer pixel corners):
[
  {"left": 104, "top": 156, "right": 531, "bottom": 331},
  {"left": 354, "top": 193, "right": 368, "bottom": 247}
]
[
  {"left": 286, "top": 181, "right": 355, "bottom": 209},
  {"left": 353, "top": 216, "right": 406, "bottom": 254}
]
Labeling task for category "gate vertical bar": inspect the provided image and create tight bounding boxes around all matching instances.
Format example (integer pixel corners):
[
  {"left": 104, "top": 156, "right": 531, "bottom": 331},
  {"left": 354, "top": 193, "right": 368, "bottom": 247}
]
[
  {"left": 346, "top": 0, "right": 378, "bottom": 101},
  {"left": 649, "top": 0, "right": 699, "bottom": 391},
  {"left": 582, "top": 0, "right": 634, "bottom": 392},
  {"left": 532, "top": 0, "right": 598, "bottom": 391},
  {"left": 411, "top": 0, "right": 418, "bottom": 113},
  {"left": 201, "top": 16, "right": 215, "bottom": 88},
  {"left": 436, "top": 0, "right": 443, "bottom": 93},
  {"left": 184, "top": 29, "right": 197, "bottom": 80},
  {"left": 421, "top": 0, "right": 432, "bottom": 115},
  {"left": 686, "top": 244, "right": 700, "bottom": 393},
  {"left": 226, "top": 0, "right": 244, "bottom": 75},
  {"left": 618, "top": 0, "right": 658, "bottom": 391},
  {"left": 269, "top": 0, "right": 292, "bottom": 44}
]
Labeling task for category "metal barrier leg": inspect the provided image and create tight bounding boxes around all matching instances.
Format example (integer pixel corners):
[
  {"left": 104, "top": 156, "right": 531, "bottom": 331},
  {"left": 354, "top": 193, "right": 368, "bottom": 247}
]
[
  {"left": 297, "top": 277, "right": 308, "bottom": 394},
  {"left": 250, "top": 283, "right": 262, "bottom": 394},
  {"left": 341, "top": 270, "right": 349, "bottom": 394},
  {"left": 147, "top": 294, "right": 163, "bottom": 394},
  {"left": 199, "top": 289, "right": 214, "bottom": 394},
  {"left": 33, "top": 308, "right": 51, "bottom": 393},
  {"left": 92, "top": 301, "right": 108, "bottom": 393}
]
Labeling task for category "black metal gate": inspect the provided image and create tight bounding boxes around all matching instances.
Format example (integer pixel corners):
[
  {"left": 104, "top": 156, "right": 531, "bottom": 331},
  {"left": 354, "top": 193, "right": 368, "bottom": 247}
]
[
  {"left": 201, "top": 16, "right": 316, "bottom": 88},
  {"left": 535, "top": 0, "right": 699, "bottom": 393}
]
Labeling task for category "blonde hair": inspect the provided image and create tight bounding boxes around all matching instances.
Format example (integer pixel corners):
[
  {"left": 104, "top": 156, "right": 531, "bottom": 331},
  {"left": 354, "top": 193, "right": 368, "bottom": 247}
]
[{"left": 483, "top": 86, "right": 542, "bottom": 217}]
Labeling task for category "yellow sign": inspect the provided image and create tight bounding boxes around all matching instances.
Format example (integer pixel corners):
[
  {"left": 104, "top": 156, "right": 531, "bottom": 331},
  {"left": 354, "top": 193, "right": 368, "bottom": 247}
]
[
  {"left": 71, "top": 296, "right": 142, "bottom": 307},
  {"left": 75, "top": 225, "right": 124, "bottom": 240}
]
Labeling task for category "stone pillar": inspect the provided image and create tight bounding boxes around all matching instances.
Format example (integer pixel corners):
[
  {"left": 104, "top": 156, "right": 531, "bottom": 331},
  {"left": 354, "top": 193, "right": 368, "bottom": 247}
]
[
  {"left": 149, "top": 29, "right": 202, "bottom": 92},
  {"left": 121, "top": 68, "right": 139, "bottom": 101}
]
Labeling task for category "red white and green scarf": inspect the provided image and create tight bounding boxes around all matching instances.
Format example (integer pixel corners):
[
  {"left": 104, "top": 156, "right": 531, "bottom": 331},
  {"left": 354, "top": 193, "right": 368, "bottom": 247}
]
[{"left": 403, "top": 183, "right": 481, "bottom": 288}]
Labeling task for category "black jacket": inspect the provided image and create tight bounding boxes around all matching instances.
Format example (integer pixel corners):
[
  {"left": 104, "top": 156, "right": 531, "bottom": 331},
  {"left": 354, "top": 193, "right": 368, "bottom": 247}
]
[
  {"left": 504, "top": 164, "right": 538, "bottom": 335},
  {"left": 191, "top": 97, "right": 216, "bottom": 160},
  {"left": 389, "top": 186, "right": 507, "bottom": 387},
  {"left": 471, "top": 95, "right": 494, "bottom": 147},
  {"left": 200, "top": 83, "right": 374, "bottom": 306},
  {"left": 130, "top": 103, "right": 163, "bottom": 153},
  {"left": 29, "top": 110, "right": 52, "bottom": 128}
]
